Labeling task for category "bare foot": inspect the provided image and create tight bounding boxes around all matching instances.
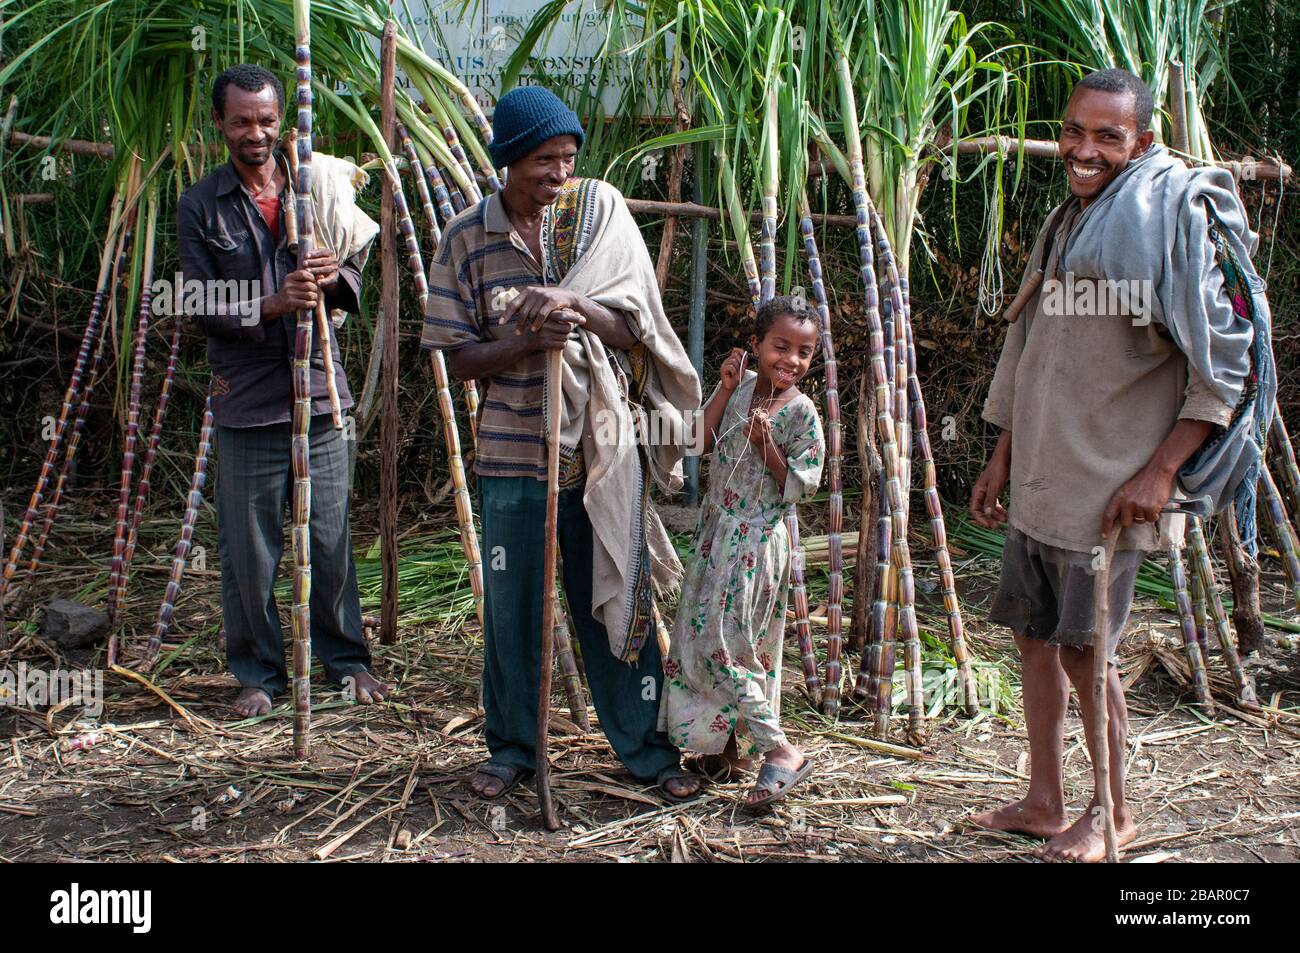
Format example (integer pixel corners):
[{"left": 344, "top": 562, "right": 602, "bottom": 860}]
[
  {"left": 1034, "top": 805, "right": 1137, "bottom": 863},
  {"left": 971, "top": 798, "right": 1068, "bottom": 839},
  {"left": 468, "top": 765, "right": 527, "bottom": 799},
  {"left": 233, "top": 687, "right": 272, "bottom": 718},
  {"left": 347, "top": 670, "right": 390, "bottom": 704},
  {"left": 746, "top": 742, "right": 806, "bottom": 807},
  {"left": 469, "top": 771, "right": 506, "bottom": 798}
]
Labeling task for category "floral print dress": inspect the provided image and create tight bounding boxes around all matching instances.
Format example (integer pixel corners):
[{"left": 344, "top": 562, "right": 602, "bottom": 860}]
[{"left": 658, "top": 372, "right": 825, "bottom": 757}]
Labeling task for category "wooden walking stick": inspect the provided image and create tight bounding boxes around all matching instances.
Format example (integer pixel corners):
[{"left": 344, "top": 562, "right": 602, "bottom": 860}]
[
  {"left": 537, "top": 331, "right": 565, "bottom": 831},
  {"left": 1091, "top": 533, "right": 1120, "bottom": 864}
]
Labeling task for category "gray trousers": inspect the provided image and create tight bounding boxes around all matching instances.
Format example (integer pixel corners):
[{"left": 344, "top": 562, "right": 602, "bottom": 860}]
[{"left": 215, "top": 414, "right": 370, "bottom": 697}]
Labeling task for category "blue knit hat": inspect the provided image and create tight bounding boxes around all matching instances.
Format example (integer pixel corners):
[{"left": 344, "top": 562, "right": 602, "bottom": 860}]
[{"left": 490, "top": 86, "right": 585, "bottom": 168}]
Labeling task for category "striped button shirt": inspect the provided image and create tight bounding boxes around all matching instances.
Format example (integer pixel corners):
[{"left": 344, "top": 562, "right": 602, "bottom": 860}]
[{"left": 421, "top": 192, "right": 556, "bottom": 479}]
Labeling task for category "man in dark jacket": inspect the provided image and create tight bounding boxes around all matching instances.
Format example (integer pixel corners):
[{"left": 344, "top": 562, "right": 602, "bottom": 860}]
[{"left": 178, "top": 64, "right": 387, "bottom": 717}]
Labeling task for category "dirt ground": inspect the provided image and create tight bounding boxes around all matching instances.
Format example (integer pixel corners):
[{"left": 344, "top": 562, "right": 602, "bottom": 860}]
[{"left": 1, "top": 504, "right": 1298, "bottom": 863}]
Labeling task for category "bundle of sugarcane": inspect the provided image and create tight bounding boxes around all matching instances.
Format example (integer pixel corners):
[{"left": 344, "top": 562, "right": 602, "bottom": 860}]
[
  {"left": 326, "top": 86, "right": 485, "bottom": 628},
  {"left": 290, "top": 0, "right": 316, "bottom": 759},
  {"left": 26, "top": 193, "right": 140, "bottom": 578},
  {"left": 106, "top": 190, "right": 160, "bottom": 651},
  {"left": 146, "top": 390, "right": 215, "bottom": 663},
  {"left": 830, "top": 55, "right": 903, "bottom": 730},
  {"left": 398, "top": 121, "right": 441, "bottom": 248},
  {"left": 1, "top": 185, "right": 128, "bottom": 602},
  {"left": 878, "top": 216, "right": 977, "bottom": 718}
]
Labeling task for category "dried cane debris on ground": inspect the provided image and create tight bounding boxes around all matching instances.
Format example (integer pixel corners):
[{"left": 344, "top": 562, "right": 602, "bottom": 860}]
[{"left": 0, "top": 499, "right": 1297, "bottom": 863}]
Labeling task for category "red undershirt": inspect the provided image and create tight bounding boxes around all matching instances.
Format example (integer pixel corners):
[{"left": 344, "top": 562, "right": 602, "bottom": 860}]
[{"left": 254, "top": 194, "right": 281, "bottom": 242}]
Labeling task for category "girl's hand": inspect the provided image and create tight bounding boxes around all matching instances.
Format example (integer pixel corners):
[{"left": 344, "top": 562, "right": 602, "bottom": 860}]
[
  {"left": 745, "top": 407, "right": 772, "bottom": 450},
  {"left": 720, "top": 348, "right": 747, "bottom": 392}
]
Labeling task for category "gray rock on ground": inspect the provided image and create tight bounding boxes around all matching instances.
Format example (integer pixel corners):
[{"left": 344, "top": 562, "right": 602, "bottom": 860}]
[{"left": 41, "top": 598, "right": 109, "bottom": 649}]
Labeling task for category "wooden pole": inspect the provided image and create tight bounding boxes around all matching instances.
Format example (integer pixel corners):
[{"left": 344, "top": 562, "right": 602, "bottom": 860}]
[
  {"left": 682, "top": 144, "right": 707, "bottom": 506},
  {"left": 538, "top": 344, "right": 563, "bottom": 831},
  {"left": 379, "top": 20, "right": 400, "bottom": 647},
  {"left": 1168, "top": 60, "right": 1191, "bottom": 156},
  {"left": 1091, "top": 536, "right": 1120, "bottom": 863}
]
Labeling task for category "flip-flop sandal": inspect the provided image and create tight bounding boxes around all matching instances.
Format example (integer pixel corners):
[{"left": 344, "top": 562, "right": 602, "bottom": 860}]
[
  {"left": 656, "top": 765, "right": 704, "bottom": 804},
  {"left": 745, "top": 758, "right": 814, "bottom": 812},
  {"left": 470, "top": 763, "right": 531, "bottom": 800}
]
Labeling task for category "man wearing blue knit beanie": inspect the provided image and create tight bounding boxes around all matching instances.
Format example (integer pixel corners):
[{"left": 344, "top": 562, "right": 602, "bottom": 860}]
[{"left": 423, "top": 85, "right": 704, "bottom": 807}]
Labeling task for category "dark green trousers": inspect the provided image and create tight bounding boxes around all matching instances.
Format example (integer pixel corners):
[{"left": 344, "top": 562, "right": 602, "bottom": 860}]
[{"left": 478, "top": 476, "right": 680, "bottom": 780}]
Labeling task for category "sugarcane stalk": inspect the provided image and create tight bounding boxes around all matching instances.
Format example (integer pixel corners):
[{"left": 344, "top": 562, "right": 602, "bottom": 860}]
[
  {"left": 793, "top": 194, "right": 841, "bottom": 706},
  {"left": 1189, "top": 565, "right": 1211, "bottom": 647},
  {"left": 898, "top": 271, "right": 978, "bottom": 715},
  {"left": 145, "top": 390, "right": 214, "bottom": 663},
  {"left": 1259, "top": 465, "right": 1300, "bottom": 612},
  {"left": 106, "top": 191, "right": 160, "bottom": 650},
  {"left": 1187, "top": 518, "right": 1257, "bottom": 707},
  {"left": 553, "top": 596, "right": 589, "bottom": 732},
  {"left": 418, "top": 151, "right": 457, "bottom": 224},
  {"left": 1091, "top": 535, "right": 1119, "bottom": 863},
  {"left": 291, "top": 0, "right": 316, "bottom": 759},
  {"left": 380, "top": 19, "right": 400, "bottom": 647},
  {"left": 116, "top": 313, "right": 185, "bottom": 625},
  {"left": 538, "top": 345, "right": 563, "bottom": 831},
  {"left": 1269, "top": 413, "right": 1300, "bottom": 523},
  {"left": 2, "top": 186, "right": 127, "bottom": 602},
  {"left": 1167, "top": 543, "right": 1214, "bottom": 713},
  {"left": 849, "top": 385, "right": 881, "bottom": 656},
  {"left": 758, "top": 87, "right": 778, "bottom": 303},
  {"left": 284, "top": 129, "right": 344, "bottom": 431},
  {"left": 1217, "top": 509, "right": 1265, "bottom": 654}
]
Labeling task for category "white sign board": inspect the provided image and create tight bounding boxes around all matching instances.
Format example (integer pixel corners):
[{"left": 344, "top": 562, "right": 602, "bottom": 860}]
[{"left": 392, "top": 0, "right": 665, "bottom": 115}]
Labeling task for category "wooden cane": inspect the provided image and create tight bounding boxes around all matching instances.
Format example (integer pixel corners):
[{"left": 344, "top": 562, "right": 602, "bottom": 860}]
[
  {"left": 1091, "top": 534, "right": 1119, "bottom": 862},
  {"left": 537, "top": 339, "right": 564, "bottom": 831}
]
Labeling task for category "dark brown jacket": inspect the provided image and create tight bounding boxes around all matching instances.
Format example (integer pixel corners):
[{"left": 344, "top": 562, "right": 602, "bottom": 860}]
[{"left": 177, "top": 153, "right": 364, "bottom": 428}]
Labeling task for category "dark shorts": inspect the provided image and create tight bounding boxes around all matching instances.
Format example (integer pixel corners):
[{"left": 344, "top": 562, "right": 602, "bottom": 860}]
[{"left": 989, "top": 526, "right": 1144, "bottom": 661}]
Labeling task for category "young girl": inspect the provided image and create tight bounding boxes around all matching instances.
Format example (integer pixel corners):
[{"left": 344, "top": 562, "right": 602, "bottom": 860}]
[{"left": 659, "top": 295, "right": 825, "bottom": 810}]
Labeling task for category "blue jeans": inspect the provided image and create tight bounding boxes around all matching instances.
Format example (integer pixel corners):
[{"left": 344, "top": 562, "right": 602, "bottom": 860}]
[{"left": 478, "top": 475, "right": 680, "bottom": 780}]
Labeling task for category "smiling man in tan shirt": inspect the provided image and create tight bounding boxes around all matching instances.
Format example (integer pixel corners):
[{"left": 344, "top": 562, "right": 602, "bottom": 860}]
[{"left": 968, "top": 69, "right": 1245, "bottom": 862}]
